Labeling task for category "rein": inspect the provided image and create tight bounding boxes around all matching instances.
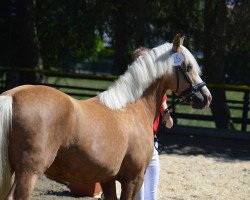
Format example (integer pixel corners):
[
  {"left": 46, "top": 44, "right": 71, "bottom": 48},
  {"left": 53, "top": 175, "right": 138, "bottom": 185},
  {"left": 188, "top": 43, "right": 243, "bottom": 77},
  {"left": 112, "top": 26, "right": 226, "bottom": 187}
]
[{"left": 167, "top": 64, "right": 206, "bottom": 110}]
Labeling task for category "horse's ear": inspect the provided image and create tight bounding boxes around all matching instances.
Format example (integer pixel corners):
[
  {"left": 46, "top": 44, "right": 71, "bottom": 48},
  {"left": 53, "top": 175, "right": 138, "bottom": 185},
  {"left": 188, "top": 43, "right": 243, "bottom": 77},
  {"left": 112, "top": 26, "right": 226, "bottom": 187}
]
[{"left": 172, "top": 34, "right": 185, "bottom": 52}]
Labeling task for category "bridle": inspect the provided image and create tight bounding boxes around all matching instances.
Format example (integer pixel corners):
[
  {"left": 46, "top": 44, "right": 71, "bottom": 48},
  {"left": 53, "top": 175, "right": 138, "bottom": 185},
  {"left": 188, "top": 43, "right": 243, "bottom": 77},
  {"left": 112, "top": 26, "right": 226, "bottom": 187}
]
[{"left": 167, "top": 62, "right": 206, "bottom": 110}]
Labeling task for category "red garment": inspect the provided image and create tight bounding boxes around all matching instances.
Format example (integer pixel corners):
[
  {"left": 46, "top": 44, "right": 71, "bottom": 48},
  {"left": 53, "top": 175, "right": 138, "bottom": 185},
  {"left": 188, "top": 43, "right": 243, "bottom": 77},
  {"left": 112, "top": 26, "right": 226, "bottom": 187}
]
[{"left": 153, "top": 94, "right": 167, "bottom": 133}]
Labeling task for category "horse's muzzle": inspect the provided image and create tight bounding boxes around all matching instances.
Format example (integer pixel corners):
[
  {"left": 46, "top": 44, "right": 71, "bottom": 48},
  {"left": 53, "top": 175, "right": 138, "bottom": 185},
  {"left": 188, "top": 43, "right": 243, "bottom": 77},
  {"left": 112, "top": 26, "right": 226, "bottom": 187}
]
[
  {"left": 191, "top": 86, "right": 212, "bottom": 109},
  {"left": 191, "top": 91, "right": 208, "bottom": 109}
]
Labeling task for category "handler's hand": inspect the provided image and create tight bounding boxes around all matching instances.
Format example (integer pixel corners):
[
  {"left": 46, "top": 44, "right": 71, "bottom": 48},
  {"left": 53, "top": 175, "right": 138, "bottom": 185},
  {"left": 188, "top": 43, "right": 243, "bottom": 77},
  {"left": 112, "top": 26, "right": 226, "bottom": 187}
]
[{"left": 163, "top": 113, "right": 173, "bottom": 129}]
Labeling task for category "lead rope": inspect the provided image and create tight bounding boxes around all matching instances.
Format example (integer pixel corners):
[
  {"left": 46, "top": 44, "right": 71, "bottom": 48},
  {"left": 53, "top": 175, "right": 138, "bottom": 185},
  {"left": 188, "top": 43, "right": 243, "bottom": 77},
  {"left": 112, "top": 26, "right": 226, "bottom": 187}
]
[{"left": 154, "top": 133, "right": 165, "bottom": 154}]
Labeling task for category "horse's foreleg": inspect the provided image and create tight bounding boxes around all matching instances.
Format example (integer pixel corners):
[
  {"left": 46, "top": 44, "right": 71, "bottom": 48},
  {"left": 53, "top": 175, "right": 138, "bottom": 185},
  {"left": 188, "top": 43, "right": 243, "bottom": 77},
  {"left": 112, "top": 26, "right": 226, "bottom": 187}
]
[
  {"left": 5, "top": 173, "right": 38, "bottom": 200},
  {"left": 120, "top": 174, "right": 144, "bottom": 200},
  {"left": 100, "top": 180, "right": 117, "bottom": 200}
]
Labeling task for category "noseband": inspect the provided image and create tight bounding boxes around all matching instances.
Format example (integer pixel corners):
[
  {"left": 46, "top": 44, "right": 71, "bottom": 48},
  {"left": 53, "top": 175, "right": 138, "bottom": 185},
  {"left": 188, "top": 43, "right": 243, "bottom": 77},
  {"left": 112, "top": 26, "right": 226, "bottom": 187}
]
[{"left": 167, "top": 63, "right": 206, "bottom": 110}]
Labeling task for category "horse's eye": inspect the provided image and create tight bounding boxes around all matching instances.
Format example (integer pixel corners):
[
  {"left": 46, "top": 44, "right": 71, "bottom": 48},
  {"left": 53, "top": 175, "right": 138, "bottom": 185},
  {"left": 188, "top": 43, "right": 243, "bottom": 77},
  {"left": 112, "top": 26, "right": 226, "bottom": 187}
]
[{"left": 187, "top": 65, "right": 192, "bottom": 72}]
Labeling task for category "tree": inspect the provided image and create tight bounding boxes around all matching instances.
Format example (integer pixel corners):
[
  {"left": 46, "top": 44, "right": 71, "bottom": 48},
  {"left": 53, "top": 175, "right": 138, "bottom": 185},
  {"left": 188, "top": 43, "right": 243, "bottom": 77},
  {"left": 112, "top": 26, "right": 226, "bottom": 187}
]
[
  {"left": 144, "top": 0, "right": 204, "bottom": 49},
  {"left": 2, "top": 0, "right": 43, "bottom": 90},
  {"left": 36, "top": 0, "right": 99, "bottom": 69},
  {"left": 204, "top": 0, "right": 234, "bottom": 129},
  {"left": 112, "top": 1, "right": 131, "bottom": 74},
  {"left": 226, "top": 0, "right": 250, "bottom": 84}
]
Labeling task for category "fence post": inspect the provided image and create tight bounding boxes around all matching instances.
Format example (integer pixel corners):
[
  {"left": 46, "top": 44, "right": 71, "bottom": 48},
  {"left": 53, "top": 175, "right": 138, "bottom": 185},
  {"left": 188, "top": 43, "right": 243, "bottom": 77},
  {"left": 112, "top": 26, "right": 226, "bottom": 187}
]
[{"left": 241, "top": 91, "right": 249, "bottom": 132}]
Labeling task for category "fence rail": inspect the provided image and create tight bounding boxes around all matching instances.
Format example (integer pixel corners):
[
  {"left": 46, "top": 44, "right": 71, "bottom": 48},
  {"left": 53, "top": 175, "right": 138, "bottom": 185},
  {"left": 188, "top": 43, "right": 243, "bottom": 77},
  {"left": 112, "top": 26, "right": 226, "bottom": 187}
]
[{"left": 0, "top": 66, "right": 249, "bottom": 133}]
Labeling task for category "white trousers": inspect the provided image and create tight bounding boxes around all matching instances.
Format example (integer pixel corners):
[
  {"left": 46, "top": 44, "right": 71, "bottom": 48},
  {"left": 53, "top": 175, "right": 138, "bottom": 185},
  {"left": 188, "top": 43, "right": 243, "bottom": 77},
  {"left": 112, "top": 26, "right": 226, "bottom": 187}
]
[{"left": 135, "top": 143, "right": 159, "bottom": 200}]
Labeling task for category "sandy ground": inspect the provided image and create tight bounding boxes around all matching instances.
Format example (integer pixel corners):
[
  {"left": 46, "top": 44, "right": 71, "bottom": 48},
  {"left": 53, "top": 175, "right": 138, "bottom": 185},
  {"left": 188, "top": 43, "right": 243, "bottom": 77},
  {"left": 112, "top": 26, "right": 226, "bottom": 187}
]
[{"left": 30, "top": 137, "right": 250, "bottom": 200}]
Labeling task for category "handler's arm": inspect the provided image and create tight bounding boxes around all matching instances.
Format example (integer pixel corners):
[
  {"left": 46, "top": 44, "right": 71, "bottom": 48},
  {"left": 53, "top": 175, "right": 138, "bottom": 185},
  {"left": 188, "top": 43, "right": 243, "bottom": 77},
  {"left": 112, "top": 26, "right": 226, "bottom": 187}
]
[{"left": 160, "top": 96, "right": 173, "bottom": 129}]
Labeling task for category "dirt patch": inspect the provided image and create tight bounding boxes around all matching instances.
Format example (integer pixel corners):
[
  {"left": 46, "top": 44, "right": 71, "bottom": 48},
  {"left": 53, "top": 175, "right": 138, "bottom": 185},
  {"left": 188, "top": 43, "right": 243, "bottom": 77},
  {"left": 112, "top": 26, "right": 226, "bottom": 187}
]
[
  {"left": 31, "top": 155, "right": 250, "bottom": 200},
  {"left": 31, "top": 135, "right": 250, "bottom": 200},
  {"left": 158, "top": 153, "right": 250, "bottom": 200}
]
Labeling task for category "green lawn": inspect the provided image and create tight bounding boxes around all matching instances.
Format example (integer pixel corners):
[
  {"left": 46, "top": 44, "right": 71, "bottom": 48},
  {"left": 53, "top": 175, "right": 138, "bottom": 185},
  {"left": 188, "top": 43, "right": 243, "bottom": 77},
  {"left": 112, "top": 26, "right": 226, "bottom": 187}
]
[
  {"left": 167, "top": 90, "right": 249, "bottom": 131},
  {"left": 45, "top": 76, "right": 113, "bottom": 99}
]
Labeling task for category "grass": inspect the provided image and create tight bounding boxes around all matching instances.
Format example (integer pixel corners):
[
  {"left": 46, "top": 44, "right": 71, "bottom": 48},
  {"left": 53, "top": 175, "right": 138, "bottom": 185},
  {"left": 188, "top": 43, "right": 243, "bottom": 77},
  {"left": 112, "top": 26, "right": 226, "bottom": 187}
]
[
  {"left": 44, "top": 76, "right": 113, "bottom": 99},
  {"left": 167, "top": 90, "right": 249, "bottom": 132},
  {"left": 175, "top": 105, "right": 215, "bottom": 128}
]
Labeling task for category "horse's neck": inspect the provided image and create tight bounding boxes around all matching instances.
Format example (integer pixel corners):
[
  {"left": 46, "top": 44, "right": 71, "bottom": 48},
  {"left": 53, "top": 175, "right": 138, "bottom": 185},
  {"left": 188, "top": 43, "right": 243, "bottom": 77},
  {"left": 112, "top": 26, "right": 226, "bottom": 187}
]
[{"left": 141, "top": 78, "right": 167, "bottom": 123}]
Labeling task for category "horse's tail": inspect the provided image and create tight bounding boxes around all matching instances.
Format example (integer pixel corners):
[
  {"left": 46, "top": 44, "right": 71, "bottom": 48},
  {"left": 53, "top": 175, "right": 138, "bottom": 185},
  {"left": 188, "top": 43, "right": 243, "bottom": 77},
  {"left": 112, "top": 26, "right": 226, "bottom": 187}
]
[{"left": 0, "top": 95, "right": 13, "bottom": 199}]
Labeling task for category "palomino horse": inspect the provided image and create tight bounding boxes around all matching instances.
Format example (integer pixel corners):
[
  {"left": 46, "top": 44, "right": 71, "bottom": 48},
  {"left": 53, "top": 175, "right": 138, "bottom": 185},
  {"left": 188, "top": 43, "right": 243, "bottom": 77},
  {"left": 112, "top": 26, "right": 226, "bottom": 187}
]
[{"left": 0, "top": 34, "right": 212, "bottom": 200}]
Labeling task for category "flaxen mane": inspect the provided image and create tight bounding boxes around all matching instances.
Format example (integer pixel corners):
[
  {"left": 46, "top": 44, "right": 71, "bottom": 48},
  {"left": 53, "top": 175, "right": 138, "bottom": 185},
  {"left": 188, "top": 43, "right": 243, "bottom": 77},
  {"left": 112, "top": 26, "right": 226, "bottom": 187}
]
[{"left": 98, "top": 42, "right": 200, "bottom": 109}]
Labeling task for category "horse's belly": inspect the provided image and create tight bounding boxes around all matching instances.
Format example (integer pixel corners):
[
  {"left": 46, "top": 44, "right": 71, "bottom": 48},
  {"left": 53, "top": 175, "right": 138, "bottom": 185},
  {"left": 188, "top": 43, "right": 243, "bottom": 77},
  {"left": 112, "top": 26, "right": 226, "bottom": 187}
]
[{"left": 45, "top": 148, "right": 122, "bottom": 183}]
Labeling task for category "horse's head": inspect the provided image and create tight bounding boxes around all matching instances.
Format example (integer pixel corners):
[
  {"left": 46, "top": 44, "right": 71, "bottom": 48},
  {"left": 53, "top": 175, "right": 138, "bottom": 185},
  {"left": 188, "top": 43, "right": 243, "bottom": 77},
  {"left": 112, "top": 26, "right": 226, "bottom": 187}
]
[{"left": 167, "top": 34, "right": 212, "bottom": 109}]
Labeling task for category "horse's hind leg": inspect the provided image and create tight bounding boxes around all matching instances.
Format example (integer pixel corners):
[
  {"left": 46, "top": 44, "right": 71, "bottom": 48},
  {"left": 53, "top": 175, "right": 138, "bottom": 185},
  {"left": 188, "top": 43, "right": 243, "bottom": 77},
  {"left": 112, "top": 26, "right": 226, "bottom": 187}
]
[
  {"left": 101, "top": 180, "right": 117, "bottom": 200},
  {"left": 5, "top": 173, "right": 39, "bottom": 200}
]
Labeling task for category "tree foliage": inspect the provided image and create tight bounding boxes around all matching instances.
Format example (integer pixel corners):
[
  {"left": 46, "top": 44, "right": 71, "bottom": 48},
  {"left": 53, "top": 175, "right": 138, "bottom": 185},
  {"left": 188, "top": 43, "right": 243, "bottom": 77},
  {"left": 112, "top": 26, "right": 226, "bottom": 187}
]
[
  {"left": 34, "top": 0, "right": 206, "bottom": 73},
  {"left": 225, "top": 0, "right": 250, "bottom": 84},
  {"left": 0, "top": 0, "right": 43, "bottom": 88},
  {"left": 36, "top": 0, "right": 99, "bottom": 68},
  {"left": 1, "top": 0, "right": 249, "bottom": 80}
]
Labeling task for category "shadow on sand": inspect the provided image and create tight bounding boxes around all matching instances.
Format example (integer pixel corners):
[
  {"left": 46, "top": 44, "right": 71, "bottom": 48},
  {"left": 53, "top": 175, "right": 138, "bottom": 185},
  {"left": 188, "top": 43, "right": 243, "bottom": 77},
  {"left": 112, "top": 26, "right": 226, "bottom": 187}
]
[
  {"left": 44, "top": 190, "right": 96, "bottom": 199},
  {"left": 158, "top": 128, "right": 250, "bottom": 161}
]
